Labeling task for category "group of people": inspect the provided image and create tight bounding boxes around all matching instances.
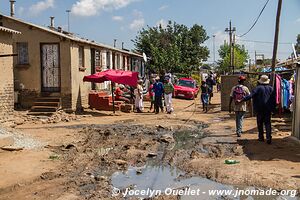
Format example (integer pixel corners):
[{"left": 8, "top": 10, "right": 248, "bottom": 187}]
[
  {"left": 200, "top": 74, "right": 216, "bottom": 112},
  {"left": 149, "top": 76, "right": 174, "bottom": 114},
  {"left": 229, "top": 75, "right": 275, "bottom": 144},
  {"left": 115, "top": 76, "right": 175, "bottom": 114},
  {"left": 115, "top": 72, "right": 276, "bottom": 144}
]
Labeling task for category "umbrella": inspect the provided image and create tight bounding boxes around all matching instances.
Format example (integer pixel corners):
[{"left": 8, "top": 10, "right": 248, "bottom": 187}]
[{"left": 83, "top": 69, "right": 139, "bottom": 113}]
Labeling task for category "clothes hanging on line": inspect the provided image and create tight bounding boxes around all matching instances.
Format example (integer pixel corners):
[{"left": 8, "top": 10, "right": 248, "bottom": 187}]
[{"left": 275, "top": 74, "right": 294, "bottom": 112}]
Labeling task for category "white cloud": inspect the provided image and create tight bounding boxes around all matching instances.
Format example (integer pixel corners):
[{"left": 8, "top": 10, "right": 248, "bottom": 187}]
[
  {"left": 296, "top": 18, "right": 300, "bottom": 23},
  {"left": 71, "top": 0, "right": 139, "bottom": 17},
  {"left": 158, "top": 5, "right": 168, "bottom": 11},
  {"left": 213, "top": 31, "right": 228, "bottom": 47},
  {"left": 17, "top": 6, "right": 25, "bottom": 16},
  {"left": 156, "top": 19, "right": 167, "bottom": 29},
  {"left": 130, "top": 18, "right": 145, "bottom": 30},
  {"left": 29, "top": 0, "right": 55, "bottom": 16},
  {"left": 112, "top": 16, "right": 124, "bottom": 21}
]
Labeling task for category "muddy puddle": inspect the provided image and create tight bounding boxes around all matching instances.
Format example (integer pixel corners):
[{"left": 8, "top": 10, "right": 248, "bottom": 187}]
[
  {"left": 58, "top": 122, "right": 298, "bottom": 199},
  {"left": 111, "top": 165, "right": 299, "bottom": 200}
]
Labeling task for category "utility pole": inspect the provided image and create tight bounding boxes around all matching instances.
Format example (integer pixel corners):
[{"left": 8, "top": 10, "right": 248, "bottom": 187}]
[
  {"left": 66, "top": 10, "right": 71, "bottom": 32},
  {"left": 233, "top": 33, "right": 236, "bottom": 71},
  {"left": 225, "top": 21, "right": 236, "bottom": 74},
  {"left": 271, "top": 0, "right": 283, "bottom": 85},
  {"left": 213, "top": 35, "right": 216, "bottom": 68}
]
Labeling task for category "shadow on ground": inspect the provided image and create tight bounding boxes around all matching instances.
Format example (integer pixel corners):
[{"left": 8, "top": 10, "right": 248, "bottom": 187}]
[{"left": 238, "top": 137, "right": 300, "bottom": 162}]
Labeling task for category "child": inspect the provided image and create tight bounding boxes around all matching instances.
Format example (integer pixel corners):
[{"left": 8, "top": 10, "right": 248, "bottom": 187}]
[{"left": 201, "top": 81, "right": 211, "bottom": 113}]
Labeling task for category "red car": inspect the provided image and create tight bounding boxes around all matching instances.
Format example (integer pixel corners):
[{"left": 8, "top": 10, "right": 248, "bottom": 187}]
[{"left": 174, "top": 78, "right": 199, "bottom": 99}]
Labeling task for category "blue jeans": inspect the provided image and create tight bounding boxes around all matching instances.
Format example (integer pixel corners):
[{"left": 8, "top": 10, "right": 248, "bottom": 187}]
[{"left": 235, "top": 111, "right": 246, "bottom": 135}]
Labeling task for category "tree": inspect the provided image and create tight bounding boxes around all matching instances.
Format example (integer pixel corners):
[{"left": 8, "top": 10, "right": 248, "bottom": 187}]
[
  {"left": 132, "top": 21, "right": 210, "bottom": 74},
  {"left": 295, "top": 34, "right": 300, "bottom": 55},
  {"left": 217, "top": 42, "right": 249, "bottom": 73}
]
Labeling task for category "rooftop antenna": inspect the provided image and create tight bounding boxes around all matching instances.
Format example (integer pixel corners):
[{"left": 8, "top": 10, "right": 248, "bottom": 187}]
[{"left": 66, "top": 10, "right": 71, "bottom": 32}]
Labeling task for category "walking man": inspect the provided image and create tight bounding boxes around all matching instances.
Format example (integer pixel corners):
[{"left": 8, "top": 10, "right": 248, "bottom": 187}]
[
  {"left": 163, "top": 78, "right": 174, "bottom": 114},
  {"left": 153, "top": 76, "right": 164, "bottom": 114},
  {"left": 206, "top": 74, "right": 216, "bottom": 104},
  {"left": 201, "top": 81, "right": 211, "bottom": 113},
  {"left": 239, "top": 75, "right": 275, "bottom": 144},
  {"left": 229, "top": 76, "right": 250, "bottom": 137}
]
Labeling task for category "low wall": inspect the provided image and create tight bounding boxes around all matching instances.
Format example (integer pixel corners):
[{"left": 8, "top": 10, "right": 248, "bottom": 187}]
[{"left": 221, "top": 75, "right": 240, "bottom": 111}]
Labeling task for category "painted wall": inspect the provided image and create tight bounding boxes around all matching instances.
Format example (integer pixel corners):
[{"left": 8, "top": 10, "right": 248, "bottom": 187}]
[
  {"left": 1, "top": 17, "right": 72, "bottom": 108},
  {"left": 0, "top": 31, "right": 14, "bottom": 120},
  {"left": 70, "top": 43, "right": 91, "bottom": 111}
]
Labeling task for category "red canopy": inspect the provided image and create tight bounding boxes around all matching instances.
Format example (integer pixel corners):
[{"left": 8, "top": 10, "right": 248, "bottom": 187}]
[{"left": 83, "top": 69, "right": 139, "bottom": 87}]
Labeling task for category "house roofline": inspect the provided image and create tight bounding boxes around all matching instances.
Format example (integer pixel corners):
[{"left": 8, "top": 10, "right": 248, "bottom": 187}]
[
  {"left": 1, "top": 14, "right": 142, "bottom": 58},
  {"left": 0, "top": 25, "right": 21, "bottom": 34}
]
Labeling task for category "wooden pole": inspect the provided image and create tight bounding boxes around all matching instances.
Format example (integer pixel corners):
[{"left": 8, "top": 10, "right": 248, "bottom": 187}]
[
  {"left": 111, "top": 82, "right": 115, "bottom": 114},
  {"left": 271, "top": 0, "right": 283, "bottom": 85}
]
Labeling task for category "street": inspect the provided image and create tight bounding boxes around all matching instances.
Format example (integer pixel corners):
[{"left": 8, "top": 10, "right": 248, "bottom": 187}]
[{"left": 0, "top": 92, "right": 299, "bottom": 199}]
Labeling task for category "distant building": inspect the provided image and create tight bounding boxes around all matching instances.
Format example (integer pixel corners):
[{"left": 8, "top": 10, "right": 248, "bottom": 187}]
[
  {"left": 0, "top": 26, "right": 20, "bottom": 120},
  {"left": 0, "top": 14, "right": 144, "bottom": 111}
]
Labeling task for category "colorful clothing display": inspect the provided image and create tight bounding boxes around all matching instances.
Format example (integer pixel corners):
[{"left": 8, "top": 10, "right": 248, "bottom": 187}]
[{"left": 275, "top": 73, "right": 295, "bottom": 112}]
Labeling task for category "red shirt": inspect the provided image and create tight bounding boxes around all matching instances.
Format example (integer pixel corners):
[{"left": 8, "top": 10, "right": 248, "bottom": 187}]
[
  {"left": 115, "top": 87, "right": 123, "bottom": 98},
  {"left": 149, "top": 84, "right": 154, "bottom": 97}
]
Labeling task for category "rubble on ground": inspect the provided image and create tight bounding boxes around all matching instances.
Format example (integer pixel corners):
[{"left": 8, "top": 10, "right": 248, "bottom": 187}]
[
  {"left": 9, "top": 110, "right": 92, "bottom": 127},
  {"left": 0, "top": 127, "right": 43, "bottom": 150}
]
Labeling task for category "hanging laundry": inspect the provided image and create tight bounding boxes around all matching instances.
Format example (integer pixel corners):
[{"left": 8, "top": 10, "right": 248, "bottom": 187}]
[
  {"left": 275, "top": 74, "right": 281, "bottom": 105},
  {"left": 282, "top": 79, "right": 290, "bottom": 109}
]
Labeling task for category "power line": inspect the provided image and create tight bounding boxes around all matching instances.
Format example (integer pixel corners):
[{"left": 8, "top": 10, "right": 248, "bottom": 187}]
[
  {"left": 238, "top": 0, "right": 270, "bottom": 37},
  {"left": 236, "top": 39, "right": 292, "bottom": 45}
]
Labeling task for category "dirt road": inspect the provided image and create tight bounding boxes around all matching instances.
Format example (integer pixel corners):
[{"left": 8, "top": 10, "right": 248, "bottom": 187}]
[{"left": 0, "top": 92, "right": 299, "bottom": 199}]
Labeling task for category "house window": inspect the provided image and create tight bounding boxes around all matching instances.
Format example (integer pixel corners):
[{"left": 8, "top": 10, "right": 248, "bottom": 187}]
[
  {"left": 116, "top": 54, "right": 120, "bottom": 69},
  {"left": 95, "top": 50, "right": 101, "bottom": 67},
  {"left": 17, "top": 42, "right": 29, "bottom": 65},
  {"left": 106, "top": 51, "right": 111, "bottom": 68},
  {"left": 78, "top": 46, "right": 84, "bottom": 70}
]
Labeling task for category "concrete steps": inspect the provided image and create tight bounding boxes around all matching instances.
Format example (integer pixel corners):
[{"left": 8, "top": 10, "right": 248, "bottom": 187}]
[{"left": 29, "top": 97, "right": 61, "bottom": 115}]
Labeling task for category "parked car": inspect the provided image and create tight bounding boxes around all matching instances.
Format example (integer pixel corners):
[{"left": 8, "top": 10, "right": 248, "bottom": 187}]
[{"left": 174, "top": 78, "right": 199, "bottom": 99}]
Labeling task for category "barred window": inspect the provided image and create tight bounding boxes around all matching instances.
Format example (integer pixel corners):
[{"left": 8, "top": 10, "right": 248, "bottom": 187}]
[
  {"left": 17, "top": 42, "right": 29, "bottom": 65},
  {"left": 78, "top": 46, "right": 84, "bottom": 68},
  {"left": 95, "top": 50, "right": 101, "bottom": 67}
]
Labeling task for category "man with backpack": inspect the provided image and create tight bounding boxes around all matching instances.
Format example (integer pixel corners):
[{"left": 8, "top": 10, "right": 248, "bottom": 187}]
[{"left": 229, "top": 76, "right": 250, "bottom": 137}]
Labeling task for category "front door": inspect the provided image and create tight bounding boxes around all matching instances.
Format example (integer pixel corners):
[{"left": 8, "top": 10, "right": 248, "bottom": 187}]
[{"left": 41, "top": 44, "right": 60, "bottom": 92}]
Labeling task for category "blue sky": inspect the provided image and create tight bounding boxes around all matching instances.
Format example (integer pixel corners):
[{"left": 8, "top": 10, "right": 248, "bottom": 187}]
[{"left": 1, "top": 0, "right": 300, "bottom": 62}]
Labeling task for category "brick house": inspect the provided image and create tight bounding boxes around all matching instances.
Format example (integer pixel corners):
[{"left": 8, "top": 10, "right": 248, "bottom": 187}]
[
  {"left": 0, "top": 14, "right": 144, "bottom": 111},
  {"left": 0, "top": 26, "right": 20, "bottom": 120}
]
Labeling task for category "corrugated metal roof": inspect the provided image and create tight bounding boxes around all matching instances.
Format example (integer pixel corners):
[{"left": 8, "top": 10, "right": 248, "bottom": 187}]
[
  {"left": 0, "top": 26, "right": 21, "bottom": 34},
  {"left": 1, "top": 14, "right": 142, "bottom": 58}
]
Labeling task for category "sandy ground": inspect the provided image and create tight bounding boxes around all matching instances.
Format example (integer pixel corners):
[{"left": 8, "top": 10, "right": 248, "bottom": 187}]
[{"left": 0, "top": 92, "right": 299, "bottom": 200}]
